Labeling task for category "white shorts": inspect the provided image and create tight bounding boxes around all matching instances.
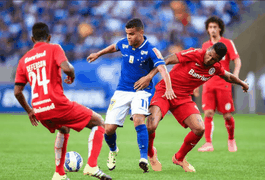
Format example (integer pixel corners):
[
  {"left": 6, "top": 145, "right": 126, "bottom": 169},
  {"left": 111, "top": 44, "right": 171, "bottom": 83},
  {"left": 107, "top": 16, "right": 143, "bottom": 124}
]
[{"left": 105, "top": 90, "right": 151, "bottom": 126}]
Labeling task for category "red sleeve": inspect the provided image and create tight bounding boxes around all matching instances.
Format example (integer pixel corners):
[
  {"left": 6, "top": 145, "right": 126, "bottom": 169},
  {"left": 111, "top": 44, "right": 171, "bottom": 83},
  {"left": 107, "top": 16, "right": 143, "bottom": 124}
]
[
  {"left": 202, "top": 42, "right": 209, "bottom": 50},
  {"left": 176, "top": 48, "right": 200, "bottom": 63},
  {"left": 54, "top": 44, "right": 68, "bottom": 66},
  {"left": 15, "top": 59, "right": 27, "bottom": 84},
  {"left": 226, "top": 39, "right": 240, "bottom": 60}
]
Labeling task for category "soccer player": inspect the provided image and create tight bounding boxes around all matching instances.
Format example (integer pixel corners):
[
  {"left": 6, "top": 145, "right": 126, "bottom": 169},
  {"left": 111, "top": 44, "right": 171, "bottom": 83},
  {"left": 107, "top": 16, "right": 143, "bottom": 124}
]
[
  {"left": 87, "top": 18, "right": 176, "bottom": 172},
  {"left": 14, "top": 22, "right": 112, "bottom": 180},
  {"left": 197, "top": 16, "right": 242, "bottom": 152},
  {"left": 134, "top": 42, "right": 249, "bottom": 172}
]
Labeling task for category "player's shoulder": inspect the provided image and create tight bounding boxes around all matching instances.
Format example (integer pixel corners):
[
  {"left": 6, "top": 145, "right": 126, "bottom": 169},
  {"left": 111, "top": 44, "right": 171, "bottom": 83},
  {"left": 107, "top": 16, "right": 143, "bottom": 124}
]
[
  {"left": 220, "top": 37, "right": 234, "bottom": 45},
  {"left": 117, "top": 37, "right": 128, "bottom": 44},
  {"left": 202, "top": 40, "right": 211, "bottom": 47}
]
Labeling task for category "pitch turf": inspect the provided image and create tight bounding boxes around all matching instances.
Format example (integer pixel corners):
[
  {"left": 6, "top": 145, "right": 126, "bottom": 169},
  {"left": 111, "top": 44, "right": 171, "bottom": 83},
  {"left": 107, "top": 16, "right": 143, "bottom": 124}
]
[{"left": 0, "top": 113, "right": 264, "bottom": 180}]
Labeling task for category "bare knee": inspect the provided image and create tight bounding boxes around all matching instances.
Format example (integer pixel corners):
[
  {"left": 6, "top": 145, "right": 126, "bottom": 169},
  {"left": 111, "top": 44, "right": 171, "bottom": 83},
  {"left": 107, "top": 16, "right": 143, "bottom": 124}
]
[
  {"left": 146, "top": 115, "right": 159, "bottom": 134},
  {"left": 205, "top": 110, "right": 215, "bottom": 118},
  {"left": 86, "top": 111, "right": 105, "bottom": 129},
  {"left": 133, "top": 114, "right": 145, "bottom": 127},
  {"left": 192, "top": 126, "right": 205, "bottom": 136},
  {"left": 105, "top": 124, "right": 117, "bottom": 135},
  {"left": 59, "top": 126, "right": 70, "bottom": 134},
  {"left": 185, "top": 114, "right": 205, "bottom": 136},
  {"left": 223, "top": 113, "right": 232, "bottom": 121}
]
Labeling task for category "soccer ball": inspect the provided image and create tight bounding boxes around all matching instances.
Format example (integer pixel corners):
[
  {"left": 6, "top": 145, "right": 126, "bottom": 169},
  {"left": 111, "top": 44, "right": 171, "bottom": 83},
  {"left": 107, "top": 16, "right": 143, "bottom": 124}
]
[{"left": 64, "top": 151, "right": 83, "bottom": 172}]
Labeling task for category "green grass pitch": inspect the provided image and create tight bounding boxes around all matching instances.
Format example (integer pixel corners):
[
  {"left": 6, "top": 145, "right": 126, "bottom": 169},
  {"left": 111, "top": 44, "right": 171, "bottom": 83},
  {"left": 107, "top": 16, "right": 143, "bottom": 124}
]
[{"left": 0, "top": 113, "right": 264, "bottom": 180}]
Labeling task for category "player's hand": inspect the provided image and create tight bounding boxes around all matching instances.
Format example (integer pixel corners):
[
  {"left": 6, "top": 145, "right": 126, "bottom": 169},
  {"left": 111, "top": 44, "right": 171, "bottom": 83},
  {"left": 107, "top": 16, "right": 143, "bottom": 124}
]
[
  {"left": 87, "top": 53, "right": 99, "bottom": 63},
  {"left": 193, "top": 87, "right": 200, "bottom": 97},
  {"left": 28, "top": 109, "right": 39, "bottom": 126},
  {"left": 64, "top": 76, "right": 74, "bottom": 84},
  {"left": 162, "top": 88, "right": 177, "bottom": 100},
  {"left": 134, "top": 76, "right": 152, "bottom": 91},
  {"left": 242, "top": 78, "right": 249, "bottom": 93}
]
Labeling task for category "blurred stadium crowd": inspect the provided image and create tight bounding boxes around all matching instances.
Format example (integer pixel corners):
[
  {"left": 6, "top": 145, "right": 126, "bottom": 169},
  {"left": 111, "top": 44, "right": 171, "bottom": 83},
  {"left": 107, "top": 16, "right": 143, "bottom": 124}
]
[{"left": 0, "top": 0, "right": 254, "bottom": 67}]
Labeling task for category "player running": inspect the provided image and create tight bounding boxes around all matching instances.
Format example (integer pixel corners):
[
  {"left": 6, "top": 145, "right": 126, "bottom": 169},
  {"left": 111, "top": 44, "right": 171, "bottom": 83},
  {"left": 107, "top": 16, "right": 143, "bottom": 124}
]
[
  {"left": 87, "top": 18, "right": 176, "bottom": 173},
  {"left": 197, "top": 16, "right": 242, "bottom": 152},
  {"left": 14, "top": 22, "right": 112, "bottom": 180},
  {"left": 134, "top": 42, "right": 249, "bottom": 172}
]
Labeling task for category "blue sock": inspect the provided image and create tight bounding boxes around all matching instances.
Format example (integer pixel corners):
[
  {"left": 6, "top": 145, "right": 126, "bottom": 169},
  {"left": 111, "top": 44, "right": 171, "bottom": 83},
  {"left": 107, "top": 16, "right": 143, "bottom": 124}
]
[
  {"left": 135, "top": 124, "right": 148, "bottom": 160},
  {"left": 104, "top": 133, "right": 117, "bottom": 151}
]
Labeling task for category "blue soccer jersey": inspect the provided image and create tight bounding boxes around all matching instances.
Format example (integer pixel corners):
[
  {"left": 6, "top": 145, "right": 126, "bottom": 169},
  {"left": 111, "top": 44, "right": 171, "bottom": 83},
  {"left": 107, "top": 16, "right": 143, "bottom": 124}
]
[{"left": 115, "top": 36, "right": 165, "bottom": 93}]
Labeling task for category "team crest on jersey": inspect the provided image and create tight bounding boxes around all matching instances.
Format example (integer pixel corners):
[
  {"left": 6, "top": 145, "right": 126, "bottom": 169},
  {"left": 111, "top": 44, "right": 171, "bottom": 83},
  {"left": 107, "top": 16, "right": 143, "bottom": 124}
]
[
  {"left": 108, "top": 99, "right": 116, "bottom": 111},
  {"left": 152, "top": 48, "right": 163, "bottom": 59},
  {"left": 122, "top": 44, "right": 129, "bottom": 49},
  {"left": 141, "top": 50, "right": 148, "bottom": 55},
  {"left": 208, "top": 67, "right": 215, "bottom": 75}
]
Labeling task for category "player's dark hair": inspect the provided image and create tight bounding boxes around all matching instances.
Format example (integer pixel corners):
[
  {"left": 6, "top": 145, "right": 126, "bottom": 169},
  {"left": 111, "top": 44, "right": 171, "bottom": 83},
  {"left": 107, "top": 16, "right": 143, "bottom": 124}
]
[
  {"left": 205, "top": 16, "right": 225, "bottom": 36},
  {"left": 212, "top": 42, "right": 227, "bottom": 60},
  {"left": 125, "top": 18, "right": 144, "bottom": 31},
  {"left": 32, "top": 22, "right": 50, "bottom": 41}
]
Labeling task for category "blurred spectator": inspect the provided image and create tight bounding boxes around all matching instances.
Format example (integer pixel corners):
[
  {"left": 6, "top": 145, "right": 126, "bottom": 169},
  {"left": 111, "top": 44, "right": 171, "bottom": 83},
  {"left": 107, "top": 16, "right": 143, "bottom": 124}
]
[{"left": 0, "top": 0, "right": 254, "bottom": 68}]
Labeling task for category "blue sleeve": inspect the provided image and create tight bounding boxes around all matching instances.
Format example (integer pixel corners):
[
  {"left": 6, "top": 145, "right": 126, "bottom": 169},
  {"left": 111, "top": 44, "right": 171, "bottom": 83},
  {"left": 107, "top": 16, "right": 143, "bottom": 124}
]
[
  {"left": 149, "top": 47, "right": 165, "bottom": 67},
  {"left": 115, "top": 39, "right": 124, "bottom": 51}
]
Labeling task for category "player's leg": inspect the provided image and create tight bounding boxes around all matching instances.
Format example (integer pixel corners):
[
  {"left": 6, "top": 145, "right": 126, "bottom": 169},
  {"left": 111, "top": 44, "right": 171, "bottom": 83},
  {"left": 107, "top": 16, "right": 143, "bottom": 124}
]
[
  {"left": 131, "top": 90, "right": 153, "bottom": 173},
  {"left": 83, "top": 111, "right": 112, "bottom": 180},
  {"left": 216, "top": 90, "right": 237, "bottom": 152},
  {"left": 104, "top": 90, "right": 131, "bottom": 171},
  {"left": 132, "top": 113, "right": 149, "bottom": 173},
  {"left": 146, "top": 105, "right": 163, "bottom": 171},
  {"left": 172, "top": 114, "right": 204, "bottom": 172},
  {"left": 170, "top": 101, "right": 202, "bottom": 172},
  {"left": 146, "top": 90, "right": 170, "bottom": 171},
  {"left": 198, "top": 89, "right": 216, "bottom": 152},
  {"left": 223, "top": 113, "right": 237, "bottom": 152},
  {"left": 52, "top": 126, "right": 70, "bottom": 180}
]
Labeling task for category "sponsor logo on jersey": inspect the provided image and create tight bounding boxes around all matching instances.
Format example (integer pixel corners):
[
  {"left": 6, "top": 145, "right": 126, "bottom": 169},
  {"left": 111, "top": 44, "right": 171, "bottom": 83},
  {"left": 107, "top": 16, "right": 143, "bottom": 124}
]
[
  {"left": 25, "top": 50, "right": 46, "bottom": 63},
  {"left": 122, "top": 54, "right": 128, "bottom": 57},
  {"left": 152, "top": 48, "right": 163, "bottom": 59},
  {"left": 141, "top": 50, "right": 148, "bottom": 55},
  {"left": 122, "top": 44, "right": 129, "bottom": 49},
  {"left": 129, "top": 55, "right": 134, "bottom": 64},
  {"left": 188, "top": 69, "right": 210, "bottom": 81},
  {"left": 208, "top": 67, "right": 216, "bottom": 75}
]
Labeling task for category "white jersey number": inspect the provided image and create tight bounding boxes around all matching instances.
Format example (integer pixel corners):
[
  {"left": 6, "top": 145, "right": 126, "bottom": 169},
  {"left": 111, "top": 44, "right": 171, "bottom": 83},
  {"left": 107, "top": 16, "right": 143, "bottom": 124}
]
[{"left": 28, "top": 67, "right": 50, "bottom": 99}]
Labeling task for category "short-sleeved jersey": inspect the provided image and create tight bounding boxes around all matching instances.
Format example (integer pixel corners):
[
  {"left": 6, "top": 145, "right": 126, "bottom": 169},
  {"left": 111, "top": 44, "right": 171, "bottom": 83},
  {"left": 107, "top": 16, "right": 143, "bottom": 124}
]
[
  {"left": 202, "top": 37, "right": 240, "bottom": 91},
  {"left": 115, "top": 36, "right": 165, "bottom": 93},
  {"left": 156, "top": 48, "right": 225, "bottom": 97},
  {"left": 15, "top": 42, "right": 73, "bottom": 120}
]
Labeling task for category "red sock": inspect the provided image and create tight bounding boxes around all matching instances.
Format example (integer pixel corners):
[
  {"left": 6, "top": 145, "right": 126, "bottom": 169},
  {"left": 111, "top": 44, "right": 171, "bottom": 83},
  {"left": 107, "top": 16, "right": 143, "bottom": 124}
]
[
  {"left": 176, "top": 131, "right": 202, "bottom": 161},
  {"left": 87, "top": 126, "right": 105, "bottom": 167},
  {"left": 225, "top": 116, "right": 235, "bottom": 140},
  {"left": 204, "top": 117, "right": 213, "bottom": 143},
  {"left": 55, "top": 133, "right": 69, "bottom": 176},
  {"left": 148, "top": 132, "right": 155, "bottom": 157}
]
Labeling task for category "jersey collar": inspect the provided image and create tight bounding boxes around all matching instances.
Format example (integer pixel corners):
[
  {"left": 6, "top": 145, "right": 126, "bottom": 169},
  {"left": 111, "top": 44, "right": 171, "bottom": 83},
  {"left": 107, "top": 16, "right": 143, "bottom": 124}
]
[
  {"left": 33, "top": 42, "right": 48, "bottom": 48},
  {"left": 131, "top": 36, "right": 147, "bottom": 50},
  {"left": 209, "top": 37, "right": 224, "bottom": 45}
]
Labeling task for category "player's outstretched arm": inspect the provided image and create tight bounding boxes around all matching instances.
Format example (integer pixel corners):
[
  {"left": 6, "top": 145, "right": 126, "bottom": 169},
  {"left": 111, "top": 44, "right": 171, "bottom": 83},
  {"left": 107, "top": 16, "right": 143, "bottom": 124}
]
[
  {"left": 134, "top": 53, "right": 180, "bottom": 90},
  {"left": 14, "top": 85, "right": 39, "bottom": 126},
  {"left": 233, "top": 57, "right": 242, "bottom": 78},
  {"left": 220, "top": 70, "right": 249, "bottom": 92},
  {"left": 157, "top": 65, "right": 177, "bottom": 100},
  {"left": 87, "top": 44, "right": 117, "bottom": 63},
  {"left": 61, "top": 61, "right": 75, "bottom": 84}
]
